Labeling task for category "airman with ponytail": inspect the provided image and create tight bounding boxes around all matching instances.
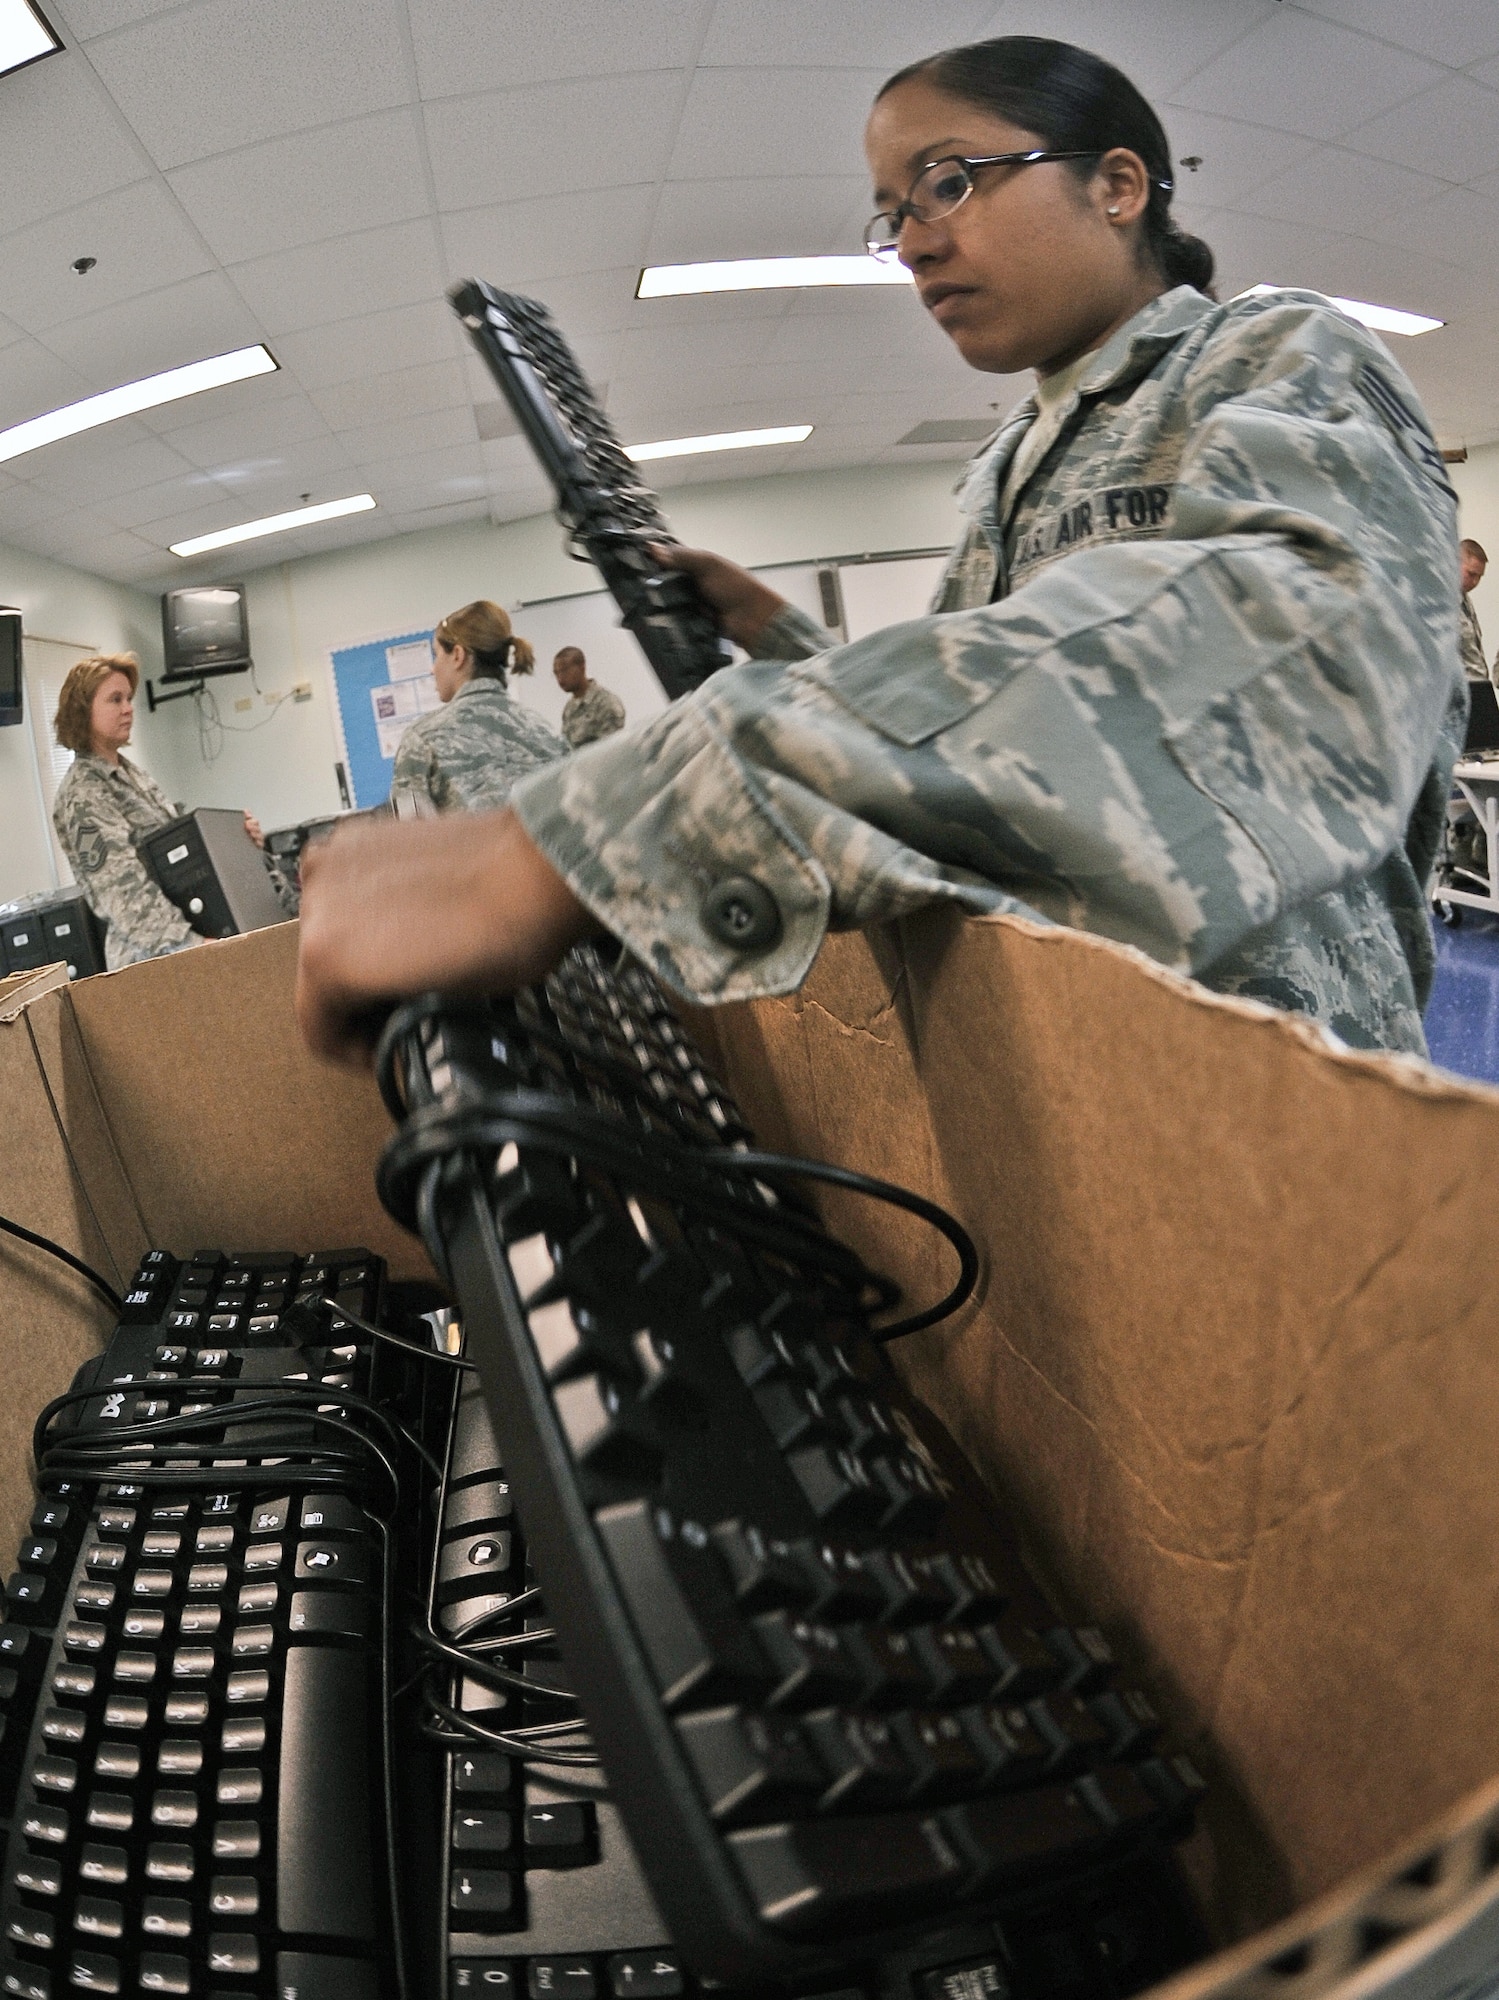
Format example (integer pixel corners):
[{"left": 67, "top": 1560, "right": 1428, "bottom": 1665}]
[{"left": 392, "top": 599, "right": 566, "bottom": 815}]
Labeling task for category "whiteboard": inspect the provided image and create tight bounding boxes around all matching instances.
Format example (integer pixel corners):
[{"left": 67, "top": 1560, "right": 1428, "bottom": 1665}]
[{"left": 503, "top": 554, "right": 944, "bottom": 730}]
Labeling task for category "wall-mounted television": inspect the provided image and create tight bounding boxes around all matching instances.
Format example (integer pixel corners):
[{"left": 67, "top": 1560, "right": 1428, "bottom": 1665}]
[
  {"left": 0, "top": 608, "right": 22, "bottom": 727},
  {"left": 160, "top": 584, "right": 251, "bottom": 683}
]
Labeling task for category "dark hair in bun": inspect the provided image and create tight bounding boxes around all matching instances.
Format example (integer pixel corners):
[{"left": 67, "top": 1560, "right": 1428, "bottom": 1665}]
[{"left": 879, "top": 35, "right": 1216, "bottom": 297}]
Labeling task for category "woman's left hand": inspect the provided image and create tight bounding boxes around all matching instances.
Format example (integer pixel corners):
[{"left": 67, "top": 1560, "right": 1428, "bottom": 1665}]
[{"left": 244, "top": 813, "right": 264, "bottom": 848}]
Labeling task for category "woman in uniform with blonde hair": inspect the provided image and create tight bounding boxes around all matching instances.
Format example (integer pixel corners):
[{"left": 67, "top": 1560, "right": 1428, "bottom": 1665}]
[
  {"left": 51, "top": 652, "right": 262, "bottom": 970},
  {"left": 392, "top": 600, "right": 566, "bottom": 815}
]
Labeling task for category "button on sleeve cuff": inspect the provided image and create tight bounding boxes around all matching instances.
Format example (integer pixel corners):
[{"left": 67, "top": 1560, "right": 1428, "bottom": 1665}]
[{"left": 509, "top": 703, "right": 832, "bottom": 1005}]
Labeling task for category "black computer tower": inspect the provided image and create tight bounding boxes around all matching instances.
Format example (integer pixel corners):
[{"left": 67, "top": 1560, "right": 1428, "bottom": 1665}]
[
  {"left": 0, "top": 890, "right": 107, "bottom": 980},
  {"left": 140, "top": 808, "right": 288, "bottom": 939}
]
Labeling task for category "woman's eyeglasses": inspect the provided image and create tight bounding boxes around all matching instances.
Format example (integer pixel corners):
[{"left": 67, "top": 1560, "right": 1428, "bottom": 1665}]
[{"left": 865, "top": 150, "right": 1100, "bottom": 259}]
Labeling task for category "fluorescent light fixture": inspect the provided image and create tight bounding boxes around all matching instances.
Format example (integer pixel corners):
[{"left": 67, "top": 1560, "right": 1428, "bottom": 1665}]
[
  {"left": 1240, "top": 283, "right": 1442, "bottom": 337},
  {"left": 0, "top": 0, "right": 61, "bottom": 78},
  {"left": 170, "top": 493, "right": 377, "bottom": 559},
  {"left": 0, "top": 345, "right": 278, "bottom": 468},
  {"left": 625, "top": 425, "right": 813, "bottom": 463},
  {"left": 638, "top": 257, "right": 913, "bottom": 298}
]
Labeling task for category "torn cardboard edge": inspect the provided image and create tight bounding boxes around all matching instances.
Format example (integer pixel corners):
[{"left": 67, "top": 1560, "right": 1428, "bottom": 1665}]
[{"left": 1, "top": 912, "right": 1498, "bottom": 2000}]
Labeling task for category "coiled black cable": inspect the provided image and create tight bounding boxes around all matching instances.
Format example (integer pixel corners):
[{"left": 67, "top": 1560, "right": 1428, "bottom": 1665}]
[{"left": 0, "top": 1210, "right": 123, "bottom": 1314}]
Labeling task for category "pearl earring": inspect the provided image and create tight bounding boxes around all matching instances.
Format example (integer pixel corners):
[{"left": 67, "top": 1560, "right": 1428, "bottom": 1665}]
[{"left": 1107, "top": 205, "right": 1121, "bottom": 217}]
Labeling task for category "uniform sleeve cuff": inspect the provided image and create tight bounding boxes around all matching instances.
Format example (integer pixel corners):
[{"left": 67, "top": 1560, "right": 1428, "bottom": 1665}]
[
  {"left": 509, "top": 703, "right": 831, "bottom": 1004},
  {"left": 752, "top": 604, "right": 831, "bottom": 662}
]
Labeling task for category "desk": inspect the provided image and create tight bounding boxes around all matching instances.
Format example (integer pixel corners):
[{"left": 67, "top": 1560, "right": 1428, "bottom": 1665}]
[{"left": 1434, "top": 756, "right": 1499, "bottom": 921}]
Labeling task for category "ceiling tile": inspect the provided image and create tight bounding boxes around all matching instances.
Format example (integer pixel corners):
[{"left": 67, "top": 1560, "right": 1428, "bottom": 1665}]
[
  {"left": 166, "top": 107, "right": 431, "bottom": 264},
  {"left": 201, "top": 433, "right": 359, "bottom": 502},
  {"left": 408, "top": 0, "right": 711, "bottom": 96},
  {"left": 270, "top": 299, "right": 461, "bottom": 391},
  {"left": 1303, "top": 0, "right": 1499, "bottom": 67},
  {"left": 992, "top": 0, "right": 1281, "bottom": 102},
  {"left": 40, "top": 272, "right": 262, "bottom": 389},
  {"left": 1152, "top": 111, "right": 1321, "bottom": 213},
  {"left": 308, "top": 360, "right": 470, "bottom": 432},
  {"left": 0, "top": 481, "right": 79, "bottom": 534},
  {"left": 48, "top": 0, "right": 180, "bottom": 41},
  {"left": 91, "top": 469, "right": 242, "bottom": 531},
  {"left": 0, "top": 340, "right": 93, "bottom": 432},
  {"left": 353, "top": 440, "right": 486, "bottom": 496},
  {"left": 426, "top": 74, "right": 683, "bottom": 210},
  {"left": 1235, "top": 145, "right": 1448, "bottom": 234},
  {"left": 0, "top": 53, "right": 149, "bottom": 235},
  {"left": 160, "top": 383, "right": 334, "bottom": 469},
  {"left": 698, "top": 0, "right": 995, "bottom": 70},
  {"left": 442, "top": 185, "right": 658, "bottom": 287},
  {"left": 0, "top": 180, "right": 216, "bottom": 334},
  {"left": 339, "top": 406, "right": 480, "bottom": 468},
  {"left": 1342, "top": 75, "right": 1499, "bottom": 185},
  {"left": 1171, "top": 11, "right": 1445, "bottom": 139},
  {"left": 83, "top": 0, "right": 410, "bottom": 170},
  {"left": 226, "top": 218, "right": 447, "bottom": 336},
  {"left": 25, "top": 426, "right": 194, "bottom": 503},
  {"left": 669, "top": 66, "right": 888, "bottom": 180},
  {"left": 647, "top": 174, "right": 869, "bottom": 263}
]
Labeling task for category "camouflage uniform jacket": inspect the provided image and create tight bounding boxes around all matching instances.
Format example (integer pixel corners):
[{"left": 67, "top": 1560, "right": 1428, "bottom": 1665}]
[
  {"left": 561, "top": 681, "right": 627, "bottom": 748},
  {"left": 1459, "top": 594, "right": 1488, "bottom": 682},
  {"left": 512, "top": 287, "right": 1464, "bottom": 1055},
  {"left": 392, "top": 676, "right": 567, "bottom": 815},
  {"left": 51, "top": 753, "right": 198, "bottom": 971}
]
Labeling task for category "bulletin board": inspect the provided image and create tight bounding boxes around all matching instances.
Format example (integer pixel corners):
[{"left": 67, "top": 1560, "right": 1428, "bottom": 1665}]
[{"left": 328, "top": 629, "right": 437, "bottom": 810}]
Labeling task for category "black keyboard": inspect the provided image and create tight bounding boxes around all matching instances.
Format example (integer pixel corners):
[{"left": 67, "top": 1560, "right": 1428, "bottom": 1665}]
[
  {"left": 377, "top": 948, "right": 1210, "bottom": 1998},
  {"left": 0, "top": 1247, "right": 403, "bottom": 2000},
  {"left": 448, "top": 282, "right": 732, "bottom": 701}
]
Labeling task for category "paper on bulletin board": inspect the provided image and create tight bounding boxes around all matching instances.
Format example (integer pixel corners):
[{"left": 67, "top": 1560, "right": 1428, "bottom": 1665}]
[
  {"left": 328, "top": 627, "right": 438, "bottom": 809},
  {"left": 370, "top": 676, "right": 441, "bottom": 759}
]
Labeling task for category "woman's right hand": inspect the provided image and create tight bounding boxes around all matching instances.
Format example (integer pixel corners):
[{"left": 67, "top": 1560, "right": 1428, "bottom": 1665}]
[{"left": 651, "top": 544, "right": 789, "bottom": 653}]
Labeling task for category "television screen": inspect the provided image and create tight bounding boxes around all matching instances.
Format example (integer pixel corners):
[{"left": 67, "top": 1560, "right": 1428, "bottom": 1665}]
[
  {"left": 160, "top": 584, "right": 251, "bottom": 682},
  {"left": 0, "top": 608, "right": 22, "bottom": 728}
]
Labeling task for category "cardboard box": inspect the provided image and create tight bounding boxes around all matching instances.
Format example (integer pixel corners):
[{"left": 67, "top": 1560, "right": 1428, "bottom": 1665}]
[{"left": 3, "top": 913, "right": 1499, "bottom": 2000}]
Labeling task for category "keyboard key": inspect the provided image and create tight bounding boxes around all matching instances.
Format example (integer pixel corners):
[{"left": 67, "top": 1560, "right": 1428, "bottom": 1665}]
[
  {"left": 277, "top": 1645, "right": 375, "bottom": 1942},
  {"left": 707, "top": 1521, "right": 813, "bottom": 1614},
  {"left": 157, "top": 1741, "right": 204, "bottom": 1776},
  {"left": 1043, "top": 1625, "right": 1115, "bottom": 1695},
  {"left": 206, "top": 1936, "right": 259, "bottom": 1977},
  {"left": 290, "top": 1591, "right": 371, "bottom": 1639},
  {"left": 891, "top": 1710, "right": 985, "bottom": 1801},
  {"left": 145, "top": 1843, "right": 194, "bottom": 1883},
  {"left": 912, "top": 1626, "right": 999, "bottom": 1705},
  {"left": 222, "top": 1718, "right": 266, "bottom": 1754},
  {"left": 211, "top": 1822, "right": 259, "bottom": 1860},
  {"left": 728, "top": 1811, "right": 965, "bottom": 1934},
  {"left": 785, "top": 1445, "right": 883, "bottom": 1528},
  {"left": 178, "top": 1605, "right": 221, "bottom": 1636},
  {"left": 92, "top": 1743, "right": 140, "bottom": 1781},
  {"left": 122, "top": 1609, "right": 165, "bottom": 1639},
  {"left": 72, "top": 1898, "right": 123, "bottom": 1940},
  {"left": 187, "top": 1563, "right": 229, "bottom": 1594},
  {"left": 53, "top": 1666, "right": 94, "bottom": 1699},
  {"left": 194, "top": 1525, "right": 235, "bottom": 1554},
  {"left": 753, "top": 1613, "right": 862, "bottom": 1710},
  {"left": 249, "top": 1497, "right": 290, "bottom": 1535},
  {"left": 85, "top": 1794, "right": 132, "bottom": 1832},
  {"left": 32, "top": 1754, "right": 78, "bottom": 1794},
  {"left": 163, "top": 1695, "right": 209, "bottom": 1725},
  {"left": 675, "top": 1707, "right": 826, "bottom": 1824},
  {"left": 276, "top": 1955, "right": 380, "bottom": 1999},
  {"left": 942, "top": 1784, "right": 1103, "bottom": 1888},
  {"left": 77, "top": 1846, "right": 127, "bottom": 1887},
  {"left": 41, "top": 1707, "right": 87, "bottom": 1745},
  {"left": 6, "top": 1912, "right": 55, "bottom": 1951},
  {"left": 22, "top": 1802, "right": 69, "bottom": 1843},
  {"left": 450, "top": 1867, "right": 514, "bottom": 1917},
  {"left": 231, "top": 1622, "right": 274, "bottom": 1657},
  {"left": 527, "top": 1963, "right": 595, "bottom": 2000},
  {"left": 452, "top": 1752, "right": 512, "bottom": 1796},
  {"left": 11, "top": 1853, "right": 62, "bottom": 1895},
  {"left": 1076, "top": 1764, "right": 1161, "bottom": 1836},
  {"left": 595, "top": 1501, "right": 772, "bottom": 1709},
  {"left": 1, "top": 1967, "right": 50, "bottom": 2000},
  {"left": 294, "top": 1541, "right": 370, "bottom": 1587},
  {"left": 216, "top": 1767, "right": 262, "bottom": 1805},
  {"left": 242, "top": 1541, "right": 283, "bottom": 1574},
  {"left": 959, "top": 1702, "right": 1050, "bottom": 1789},
  {"left": 208, "top": 1876, "right": 258, "bottom": 1917},
  {"left": 151, "top": 1791, "right": 198, "bottom": 1829},
  {"left": 843, "top": 1625, "right": 931, "bottom": 1708},
  {"left": 451, "top": 1808, "right": 512, "bottom": 1852},
  {"left": 299, "top": 1493, "right": 363, "bottom": 1533},
  {"left": 170, "top": 1648, "right": 214, "bottom": 1681},
  {"left": 237, "top": 1581, "right": 276, "bottom": 1614},
  {"left": 605, "top": 1955, "right": 683, "bottom": 1999},
  {"left": 1027, "top": 1693, "right": 1112, "bottom": 1775},
  {"left": 226, "top": 1670, "right": 270, "bottom": 1703},
  {"left": 66, "top": 1952, "right": 118, "bottom": 1993},
  {"left": 802, "top": 1711, "right": 914, "bottom": 1810},
  {"left": 921, "top": 1957, "right": 1008, "bottom": 2000},
  {"left": 102, "top": 1697, "right": 147, "bottom": 1731},
  {"left": 1089, "top": 1687, "right": 1162, "bottom": 1760},
  {"left": 137, "top": 1957, "right": 190, "bottom": 1996},
  {"left": 523, "top": 1800, "right": 596, "bottom": 1865},
  {"left": 555, "top": 1375, "right": 659, "bottom": 1479},
  {"left": 975, "top": 1618, "right": 1059, "bottom": 1699},
  {"left": 451, "top": 1964, "right": 516, "bottom": 1997}
]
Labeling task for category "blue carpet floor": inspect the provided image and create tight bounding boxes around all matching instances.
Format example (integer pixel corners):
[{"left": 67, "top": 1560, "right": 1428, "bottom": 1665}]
[{"left": 1426, "top": 910, "right": 1499, "bottom": 1084}]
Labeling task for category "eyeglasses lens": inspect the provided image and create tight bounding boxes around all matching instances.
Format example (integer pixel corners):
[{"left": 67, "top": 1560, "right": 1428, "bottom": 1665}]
[{"left": 865, "top": 158, "right": 975, "bottom": 258}]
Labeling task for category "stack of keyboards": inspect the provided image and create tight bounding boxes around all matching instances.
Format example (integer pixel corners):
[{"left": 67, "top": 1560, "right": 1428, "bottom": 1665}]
[{"left": 0, "top": 948, "right": 1210, "bottom": 2000}]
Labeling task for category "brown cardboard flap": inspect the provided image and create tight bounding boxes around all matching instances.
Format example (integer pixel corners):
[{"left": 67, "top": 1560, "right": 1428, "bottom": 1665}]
[
  {"left": 0, "top": 977, "right": 131, "bottom": 1560},
  {"left": 705, "top": 910, "right": 1499, "bottom": 1941},
  {"left": 65, "top": 923, "right": 431, "bottom": 1280}
]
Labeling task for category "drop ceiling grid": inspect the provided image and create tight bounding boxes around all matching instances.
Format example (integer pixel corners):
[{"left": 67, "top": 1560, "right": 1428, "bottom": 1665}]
[{"left": 0, "top": 0, "right": 1492, "bottom": 588}]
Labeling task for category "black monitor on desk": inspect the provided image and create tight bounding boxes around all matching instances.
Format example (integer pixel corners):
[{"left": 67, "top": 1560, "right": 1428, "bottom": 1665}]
[{"left": 1465, "top": 679, "right": 1499, "bottom": 754}]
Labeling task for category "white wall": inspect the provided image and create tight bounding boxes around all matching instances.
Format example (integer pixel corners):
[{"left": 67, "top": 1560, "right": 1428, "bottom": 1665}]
[
  {"left": 141, "top": 459, "right": 966, "bottom": 830},
  {"left": 1453, "top": 443, "right": 1499, "bottom": 653},
  {"left": 0, "top": 540, "right": 166, "bottom": 908}
]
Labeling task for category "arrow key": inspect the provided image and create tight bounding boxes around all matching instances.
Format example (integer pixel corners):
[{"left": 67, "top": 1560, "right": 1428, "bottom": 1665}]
[{"left": 523, "top": 1801, "right": 596, "bottom": 1867}]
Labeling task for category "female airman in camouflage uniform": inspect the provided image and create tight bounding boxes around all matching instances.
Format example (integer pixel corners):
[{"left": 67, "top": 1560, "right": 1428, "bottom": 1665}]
[
  {"left": 392, "top": 602, "right": 566, "bottom": 815},
  {"left": 297, "top": 37, "right": 1462, "bottom": 1065}
]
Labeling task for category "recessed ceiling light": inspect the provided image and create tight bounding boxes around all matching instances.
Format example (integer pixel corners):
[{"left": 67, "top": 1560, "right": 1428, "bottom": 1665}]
[
  {"left": 170, "top": 493, "right": 377, "bottom": 559},
  {"left": 1240, "top": 284, "right": 1442, "bottom": 337},
  {"left": 625, "top": 425, "right": 813, "bottom": 462},
  {"left": 0, "top": 345, "right": 278, "bottom": 468},
  {"left": 637, "top": 258, "right": 913, "bottom": 298},
  {"left": 0, "top": 0, "right": 60, "bottom": 79}
]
